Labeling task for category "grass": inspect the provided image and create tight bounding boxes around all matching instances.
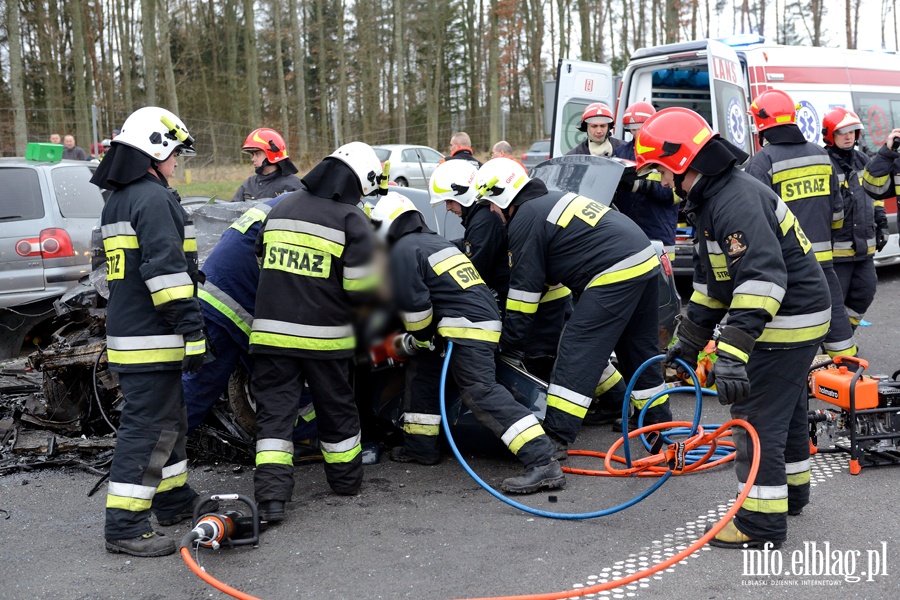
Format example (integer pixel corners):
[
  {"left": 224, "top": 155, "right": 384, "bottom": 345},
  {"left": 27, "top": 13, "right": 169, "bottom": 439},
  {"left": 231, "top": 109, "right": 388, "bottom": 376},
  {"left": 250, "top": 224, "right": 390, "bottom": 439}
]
[{"left": 169, "top": 160, "right": 320, "bottom": 200}]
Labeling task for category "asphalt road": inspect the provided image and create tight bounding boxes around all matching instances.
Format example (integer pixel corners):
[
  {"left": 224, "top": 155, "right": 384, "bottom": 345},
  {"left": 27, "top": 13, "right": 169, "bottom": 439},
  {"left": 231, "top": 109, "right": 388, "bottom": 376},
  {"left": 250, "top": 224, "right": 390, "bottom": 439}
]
[{"left": 3, "top": 266, "right": 900, "bottom": 600}]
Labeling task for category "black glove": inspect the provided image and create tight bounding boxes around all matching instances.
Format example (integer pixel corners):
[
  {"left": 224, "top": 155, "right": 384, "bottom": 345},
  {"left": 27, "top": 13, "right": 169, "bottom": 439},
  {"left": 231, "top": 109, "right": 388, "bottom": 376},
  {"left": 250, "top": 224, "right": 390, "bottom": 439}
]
[
  {"left": 876, "top": 225, "right": 890, "bottom": 252},
  {"left": 708, "top": 325, "right": 755, "bottom": 406},
  {"left": 182, "top": 330, "right": 207, "bottom": 373},
  {"left": 664, "top": 316, "right": 714, "bottom": 379},
  {"left": 499, "top": 348, "right": 526, "bottom": 369}
]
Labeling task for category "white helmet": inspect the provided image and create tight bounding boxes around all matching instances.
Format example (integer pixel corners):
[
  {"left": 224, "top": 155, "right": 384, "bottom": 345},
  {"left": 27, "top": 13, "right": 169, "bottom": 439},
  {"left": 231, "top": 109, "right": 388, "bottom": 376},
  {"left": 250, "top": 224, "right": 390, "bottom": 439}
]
[
  {"left": 113, "top": 106, "right": 195, "bottom": 161},
  {"left": 330, "top": 141, "right": 385, "bottom": 196},
  {"left": 370, "top": 191, "right": 422, "bottom": 243},
  {"left": 474, "top": 158, "right": 529, "bottom": 210},
  {"left": 429, "top": 160, "right": 478, "bottom": 206}
]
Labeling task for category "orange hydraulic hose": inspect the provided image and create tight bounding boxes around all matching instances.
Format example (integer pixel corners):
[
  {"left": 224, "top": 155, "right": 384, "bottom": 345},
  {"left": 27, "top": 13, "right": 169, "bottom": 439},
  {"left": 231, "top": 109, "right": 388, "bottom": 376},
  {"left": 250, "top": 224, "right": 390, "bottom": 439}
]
[
  {"left": 180, "top": 547, "right": 262, "bottom": 600},
  {"left": 458, "top": 418, "right": 761, "bottom": 600}
]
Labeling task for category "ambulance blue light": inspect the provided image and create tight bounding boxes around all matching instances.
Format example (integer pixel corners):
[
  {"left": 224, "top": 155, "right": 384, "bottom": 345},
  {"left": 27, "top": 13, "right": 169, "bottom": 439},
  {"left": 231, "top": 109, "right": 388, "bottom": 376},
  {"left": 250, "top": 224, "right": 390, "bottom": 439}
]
[{"left": 719, "top": 34, "right": 765, "bottom": 47}]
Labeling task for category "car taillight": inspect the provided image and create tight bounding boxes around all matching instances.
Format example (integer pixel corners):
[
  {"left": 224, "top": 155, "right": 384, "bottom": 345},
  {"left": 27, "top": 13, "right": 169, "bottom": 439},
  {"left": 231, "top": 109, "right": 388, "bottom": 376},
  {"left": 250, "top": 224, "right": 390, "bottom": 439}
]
[
  {"left": 521, "top": 153, "right": 527, "bottom": 160},
  {"left": 544, "top": 154, "right": 550, "bottom": 159},
  {"left": 660, "top": 252, "right": 673, "bottom": 276},
  {"left": 16, "top": 229, "right": 75, "bottom": 258}
]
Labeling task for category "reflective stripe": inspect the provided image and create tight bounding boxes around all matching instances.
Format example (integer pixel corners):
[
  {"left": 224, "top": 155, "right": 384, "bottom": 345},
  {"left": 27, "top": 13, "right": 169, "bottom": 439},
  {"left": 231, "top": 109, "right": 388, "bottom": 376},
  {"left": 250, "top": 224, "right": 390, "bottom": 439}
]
[
  {"left": 787, "top": 471, "right": 811, "bottom": 486},
  {"left": 595, "top": 363, "right": 622, "bottom": 396},
  {"left": 547, "top": 384, "right": 592, "bottom": 418},
  {"left": 404, "top": 423, "right": 440, "bottom": 436},
  {"left": 832, "top": 240, "right": 855, "bottom": 258},
  {"left": 401, "top": 307, "right": 434, "bottom": 331},
  {"left": 198, "top": 282, "right": 253, "bottom": 337},
  {"left": 785, "top": 458, "right": 812, "bottom": 486},
  {"left": 540, "top": 284, "right": 571, "bottom": 303},
  {"left": 265, "top": 218, "right": 346, "bottom": 257},
  {"left": 873, "top": 199, "right": 885, "bottom": 208},
  {"left": 257, "top": 438, "right": 294, "bottom": 453},
  {"left": 508, "top": 288, "right": 543, "bottom": 303},
  {"left": 507, "top": 288, "right": 542, "bottom": 314},
  {"left": 145, "top": 272, "right": 195, "bottom": 306},
  {"left": 321, "top": 432, "right": 362, "bottom": 464},
  {"left": 585, "top": 246, "right": 659, "bottom": 289},
  {"left": 546, "top": 192, "right": 580, "bottom": 224},
  {"left": 107, "top": 334, "right": 184, "bottom": 365},
  {"left": 631, "top": 383, "right": 668, "bottom": 409},
  {"left": 758, "top": 308, "right": 830, "bottom": 344},
  {"left": 427, "top": 247, "right": 463, "bottom": 268},
  {"left": 107, "top": 482, "right": 156, "bottom": 511},
  {"left": 250, "top": 319, "right": 355, "bottom": 351},
  {"left": 739, "top": 481, "right": 788, "bottom": 499},
  {"left": 102, "top": 221, "right": 140, "bottom": 251},
  {"left": 404, "top": 412, "right": 441, "bottom": 435},
  {"left": 298, "top": 402, "right": 316, "bottom": 422},
  {"left": 771, "top": 154, "right": 833, "bottom": 174},
  {"left": 717, "top": 342, "right": 749, "bottom": 363},
  {"left": 102, "top": 221, "right": 137, "bottom": 237},
  {"left": 185, "top": 339, "right": 206, "bottom": 356},
  {"left": 255, "top": 438, "right": 294, "bottom": 466},
  {"left": 161, "top": 459, "right": 188, "bottom": 480},
  {"left": 229, "top": 204, "right": 271, "bottom": 233},
  {"left": 691, "top": 282, "right": 729, "bottom": 310},
  {"left": 812, "top": 240, "right": 834, "bottom": 262},
  {"left": 501, "top": 414, "right": 544, "bottom": 454},
  {"left": 739, "top": 482, "right": 789, "bottom": 513},
  {"left": 157, "top": 472, "right": 188, "bottom": 493},
  {"left": 730, "top": 280, "right": 785, "bottom": 317},
  {"left": 263, "top": 229, "right": 344, "bottom": 258},
  {"left": 437, "top": 317, "right": 502, "bottom": 343},
  {"left": 343, "top": 263, "right": 379, "bottom": 291},
  {"left": 862, "top": 170, "right": 891, "bottom": 195},
  {"left": 430, "top": 253, "right": 469, "bottom": 275}
]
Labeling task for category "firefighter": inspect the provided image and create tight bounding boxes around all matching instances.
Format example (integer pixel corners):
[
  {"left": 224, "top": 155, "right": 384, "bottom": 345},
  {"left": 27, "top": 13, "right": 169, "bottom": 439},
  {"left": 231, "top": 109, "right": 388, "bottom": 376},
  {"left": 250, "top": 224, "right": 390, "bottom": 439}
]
[
  {"left": 182, "top": 196, "right": 317, "bottom": 446},
  {"left": 91, "top": 107, "right": 207, "bottom": 557},
  {"left": 249, "top": 142, "right": 383, "bottom": 522},
  {"left": 745, "top": 90, "right": 855, "bottom": 359},
  {"left": 612, "top": 102, "right": 680, "bottom": 260},
  {"left": 441, "top": 132, "right": 482, "bottom": 167},
  {"left": 636, "top": 107, "right": 831, "bottom": 548},
  {"left": 372, "top": 192, "right": 565, "bottom": 494},
  {"left": 566, "top": 102, "right": 623, "bottom": 157},
  {"left": 476, "top": 158, "right": 672, "bottom": 459},
  {"left": 823, "top": 108, "right": 886, "bottom": 332},
  {"left": 232, "top": 128, "right": 303, "bottom": 201}
]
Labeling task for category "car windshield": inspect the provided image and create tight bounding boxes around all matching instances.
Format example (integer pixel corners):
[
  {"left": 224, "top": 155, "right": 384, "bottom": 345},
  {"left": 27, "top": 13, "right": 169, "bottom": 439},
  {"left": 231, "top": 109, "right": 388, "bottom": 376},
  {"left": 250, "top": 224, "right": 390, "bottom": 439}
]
[
  {"left": 529, "top": 141, "right": 551, "bottom": 153},
  {"left": 0, "top": 168, "right": 44, "bottom": 221},
  {"left": 373, "top": 148, "right": 391, "bottom": 162},
  {"left": 52, "top": 166, "right": 104, "bottom": 218}
]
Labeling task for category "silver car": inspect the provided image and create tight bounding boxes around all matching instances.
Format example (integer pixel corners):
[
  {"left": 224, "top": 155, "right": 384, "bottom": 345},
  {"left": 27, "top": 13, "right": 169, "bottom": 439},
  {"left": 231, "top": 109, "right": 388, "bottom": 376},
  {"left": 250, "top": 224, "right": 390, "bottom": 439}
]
[{"left": 373, "top": 144, "right": 445, "bottom": 189}]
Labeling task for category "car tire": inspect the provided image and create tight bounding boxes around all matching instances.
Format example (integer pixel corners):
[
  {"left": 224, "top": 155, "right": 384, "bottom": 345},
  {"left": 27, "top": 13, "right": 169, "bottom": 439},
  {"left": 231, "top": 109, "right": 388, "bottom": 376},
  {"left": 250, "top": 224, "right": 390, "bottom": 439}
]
[
  {"left": 227, "top": 364, "right": 257, "bottom": 435},
  {"left": 395, "top": 177, "right": 409, "bottom": 187}
]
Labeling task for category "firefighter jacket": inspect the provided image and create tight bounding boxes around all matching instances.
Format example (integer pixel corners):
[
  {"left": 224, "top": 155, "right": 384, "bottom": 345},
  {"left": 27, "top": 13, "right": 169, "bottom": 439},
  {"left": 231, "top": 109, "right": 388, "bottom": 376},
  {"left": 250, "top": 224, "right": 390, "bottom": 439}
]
[
  {"left": 101, "top": 174, "right": 204, "bottom": 372},
  {"left": 566, "top": 136, "right": 624, "bottom": 157},
  {"left": 744, "top": 134, "right": 843, "bottom": 264},
  {"left": 861, "top": 143, "right": 897, "bottom": 221},
  {"left": 249, "top": 188, "right": 377, "bottom": 359},
  {"left": 613, "top": 140, "right": 679, "bottom": 245},
  {"left": 456, "top": 202, "right": 510, "bottom": 303},
  {"left": 198, "top": 197, "right": 284, "bottom": 351},
  {"left": 441, "top": 147, "right": 482, "bottom": 168},
  {"left": 501, "top": 179, "right": 658, "bottom": 352},
  {"left": 232, "top": 170, "right": 303, "bottom": 202},
  {"left": 391, "top": 226, "right": 503, "bottom": 348},
  {"left": 684, "top": 168, "right": 831, "bottom": 350},
  {"left": 828, "top": 146, "right": 887, "bottom": 262}
]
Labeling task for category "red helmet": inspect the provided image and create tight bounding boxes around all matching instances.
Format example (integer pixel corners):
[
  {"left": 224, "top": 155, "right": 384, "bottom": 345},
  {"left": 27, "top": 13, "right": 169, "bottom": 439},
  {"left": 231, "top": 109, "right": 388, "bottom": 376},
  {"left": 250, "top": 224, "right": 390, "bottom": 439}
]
[
  {"left": 578, "top": 102, "right": 615, "bottom": 132},
  {"left": 748, "top": 89, "right": 798, "bottom": 133},
  {"left": 622, "top": 102, "right": 656, "bottom": 130},
  {"left": 242, "top": 128, "right": 289, "bottom": 163},
  {"left": 633, "top": 107, "right": 717, "bottom": 175},
  {"left": 821, "top": 107, "right": 864, "bottom": 147}
]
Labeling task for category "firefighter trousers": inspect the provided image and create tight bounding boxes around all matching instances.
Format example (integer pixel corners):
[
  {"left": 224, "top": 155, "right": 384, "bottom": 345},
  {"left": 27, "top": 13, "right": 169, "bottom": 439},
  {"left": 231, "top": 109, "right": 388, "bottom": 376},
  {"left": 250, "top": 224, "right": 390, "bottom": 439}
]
[
  {"left": 105, "top": 370, "right": 196, "bottom": 540},
  {"left": 821, "top": 262, "right": 858, "bottom": 357},
  {"left": 402, "top": 340, "right": 556, "bottom": 468},
  {"left": 731, "top": 344, "right": 817, "bottom": 544},
  {"left": 182, "top": 321, "right": 317, "bottom": 440},
  {"left": 251, "top": 354, "right": 361, "bottom": 500},
  {"left": 833, "top": 259, "right": 876, "bottom": 330},
  {"left": 543, "top": 273, "right": 669, "bottom": 444}
]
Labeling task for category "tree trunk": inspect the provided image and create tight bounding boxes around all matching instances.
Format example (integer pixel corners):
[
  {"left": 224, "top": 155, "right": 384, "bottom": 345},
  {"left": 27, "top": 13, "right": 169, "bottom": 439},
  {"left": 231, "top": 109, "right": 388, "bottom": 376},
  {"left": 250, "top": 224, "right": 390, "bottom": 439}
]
[
  {"left": 116, "top": 0, "right": 134, "bottom": 112},
  {"left": 577, "top": 0, "right": 592, "bottom": 60},
  {"left": 158, "top": 0, "right": 179, "bottom": 112},
  {"left": 272, "top": 0, "right": 290, "bottom": 145},
  {"left": 70, "top": 0, "right": 92, "bottom": 145},
  {"left": 7, "top": 0, "right": 28, "bottom": 154},
  {"left": 315, "top": 0, "right": 329, "bottom": 153},
  {"left": 758, "top": 0, "right": 765, "bottom": 35},
  {"left": 142, "top": 0, "right": 158, "bottom": 104},
  {"left": 665, "top": 0, "right": 678, "bottom": 42},
  {"left": 393, "top": 0, "right": 406, "bottom": 143},
  {"left": 243, "top": 0, "right": 262, "bottom": 124},
  {"left": 488, "top": 0, "right": 501, "bottom": 145},
  {"left": 224, "top": 0, "right": 239, "bottom": 126},
  {"left": 289, "top": 0, "right": 309, "bottom": 156},
  {"left": 336, "top": 0, "right": 348, "bottom": 145}
]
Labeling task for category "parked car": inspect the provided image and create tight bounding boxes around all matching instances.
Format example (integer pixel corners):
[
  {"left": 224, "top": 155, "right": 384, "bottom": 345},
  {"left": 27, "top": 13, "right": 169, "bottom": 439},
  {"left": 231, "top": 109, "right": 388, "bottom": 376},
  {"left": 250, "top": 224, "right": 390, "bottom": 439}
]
[
  {"left": 521, "top": 139, "right": 551, "bottom": 170},
  {"left": 373, "top": 144, "right": 445, "bottom": 189},
  {"left": 0, "top": 150, "right": 103, "bottom": 358}
]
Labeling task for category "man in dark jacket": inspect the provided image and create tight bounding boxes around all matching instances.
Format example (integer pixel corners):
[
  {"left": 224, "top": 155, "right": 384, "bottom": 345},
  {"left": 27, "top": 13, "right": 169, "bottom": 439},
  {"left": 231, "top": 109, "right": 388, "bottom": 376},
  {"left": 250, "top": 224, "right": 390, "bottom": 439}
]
[
  {"left": 232, "top": 128, "right": 303, "bottom": 201},
  {"left": 441, "top": 131, "right": 482, "bottom": 168},
  {"left": 637, "top": 107, "right": 831, "bottom": 549},
  {"left": 566, "top": 102, "right": 624, "bottom": 157},
  {"left": 372, "top": 191, "right": 565, "bottom": 494}
]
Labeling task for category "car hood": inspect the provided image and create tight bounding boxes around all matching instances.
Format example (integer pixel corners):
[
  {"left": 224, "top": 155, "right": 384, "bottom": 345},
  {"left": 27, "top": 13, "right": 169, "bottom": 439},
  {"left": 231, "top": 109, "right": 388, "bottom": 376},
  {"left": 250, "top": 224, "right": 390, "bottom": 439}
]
[{"left": 529, "top": 155, "right": 632, "bottom": 207}]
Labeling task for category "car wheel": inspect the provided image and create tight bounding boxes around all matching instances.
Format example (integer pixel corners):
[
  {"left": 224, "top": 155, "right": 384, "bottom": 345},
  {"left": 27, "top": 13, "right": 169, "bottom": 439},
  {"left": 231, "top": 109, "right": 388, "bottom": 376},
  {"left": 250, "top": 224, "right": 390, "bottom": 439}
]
[
  {"left": 227, "top": 364, "right": 257, "bottom": 435},
  {"left": 395, "top": 177, "right": 409, "bottom": 187}
]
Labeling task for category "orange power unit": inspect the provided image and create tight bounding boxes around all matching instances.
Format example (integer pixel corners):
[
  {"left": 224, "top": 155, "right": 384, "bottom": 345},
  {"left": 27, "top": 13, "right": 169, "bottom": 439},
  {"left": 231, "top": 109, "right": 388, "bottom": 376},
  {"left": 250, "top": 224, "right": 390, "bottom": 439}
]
[{"left": 810, "top": 366, "right": 879, "bottom": 410}]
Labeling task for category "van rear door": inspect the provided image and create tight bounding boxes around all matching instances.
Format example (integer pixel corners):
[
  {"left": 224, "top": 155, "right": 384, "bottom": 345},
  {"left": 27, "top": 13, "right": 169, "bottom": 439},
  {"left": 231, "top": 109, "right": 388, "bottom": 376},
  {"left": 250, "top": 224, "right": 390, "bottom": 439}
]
[
  {"left": 550, "top": 59, "right": 614, "bottom": 158},
  {"left": 707, "top": 40, "right": 753, "bottom": 158}
]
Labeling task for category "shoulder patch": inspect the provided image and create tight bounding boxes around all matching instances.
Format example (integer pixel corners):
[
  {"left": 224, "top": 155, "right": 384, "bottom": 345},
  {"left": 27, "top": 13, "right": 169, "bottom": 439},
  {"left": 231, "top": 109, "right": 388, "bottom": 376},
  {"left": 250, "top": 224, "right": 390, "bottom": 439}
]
[
  {"left": 464, "top": 240, "right": 473, "bottom": 257},
  {"left": 726, "top": 232, "right": 747, "bottom": 257},
  {"left": 508, "top": 251, "right": 514, "bottom": 268}
]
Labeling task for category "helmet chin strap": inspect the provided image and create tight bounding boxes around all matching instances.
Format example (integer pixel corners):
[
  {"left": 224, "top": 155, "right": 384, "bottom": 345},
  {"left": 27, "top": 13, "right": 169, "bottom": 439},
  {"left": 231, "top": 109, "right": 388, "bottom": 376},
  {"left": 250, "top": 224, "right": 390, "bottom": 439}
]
[
  {"left": 673, "top": 172, "right": 688, "bottom": 200},
  {"left": 150, "top": 160, "right": 168, "bottom": 185}
]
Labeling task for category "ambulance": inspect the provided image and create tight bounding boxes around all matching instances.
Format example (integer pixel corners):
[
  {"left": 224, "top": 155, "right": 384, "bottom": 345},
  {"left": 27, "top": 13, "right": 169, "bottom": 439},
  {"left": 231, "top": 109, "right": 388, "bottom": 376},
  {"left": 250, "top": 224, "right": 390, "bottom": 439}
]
[{"left": 549, "top": 36, "right": 900, "bottom": 274}]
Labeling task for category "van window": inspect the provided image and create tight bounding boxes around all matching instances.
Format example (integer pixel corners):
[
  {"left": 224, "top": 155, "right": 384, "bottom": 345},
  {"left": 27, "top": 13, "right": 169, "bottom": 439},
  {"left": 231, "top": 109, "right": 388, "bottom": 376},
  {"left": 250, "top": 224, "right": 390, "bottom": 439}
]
[
  {"left": 558, "top": 101, "right": 589, "bottom": 154},
  {"left": 850, "top": 92, "right": 900, "bottom": 155},
  {"left": 0, "top": 168, "right": 44, "bottom": 221},
  {"left": 52, "top": 166, "right": 104, "bottom": 218}
]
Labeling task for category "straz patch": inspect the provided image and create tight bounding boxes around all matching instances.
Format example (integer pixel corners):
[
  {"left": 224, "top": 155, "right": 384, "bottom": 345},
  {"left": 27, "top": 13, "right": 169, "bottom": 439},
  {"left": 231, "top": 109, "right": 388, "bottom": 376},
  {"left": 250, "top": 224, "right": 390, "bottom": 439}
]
[
  {"left": 450, "top": 263, "right": 484, "bottom": 289},
  {"left": 106, "top": 249, "right": 125, "bottom": 280},
  {"left": 781, "top": 176, "right": 829, "bottom": 201},
  {"left": 725, "top": 232, "right": 747, "bottom": 258},
  {"left": 464, "top": 240, "right": 473, "bottom": 257},
  {"left": 556, "top": 195, "right": 610, "bottom": 228},
  {"left": 264, "top": 242, "right": 331, "bottom": 278}
]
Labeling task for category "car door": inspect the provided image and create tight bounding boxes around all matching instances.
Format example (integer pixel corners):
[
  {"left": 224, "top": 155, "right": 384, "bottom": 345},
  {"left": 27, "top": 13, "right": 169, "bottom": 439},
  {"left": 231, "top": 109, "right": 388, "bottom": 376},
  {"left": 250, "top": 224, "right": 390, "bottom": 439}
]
[
  {"left": 0, "top": 167, "right": 49, "bottom": 301},
  {"left": 549, "top": 58, "right": 615, "bottom": 158},
  {"left": 400, "top": 148, "right": 423, "bottom": 187},
  {"left": 707, "top": 40, "right": 753, "bottom": 159},
  {"left": 416, "top": 148, "right": 445, "bottom": 185}
]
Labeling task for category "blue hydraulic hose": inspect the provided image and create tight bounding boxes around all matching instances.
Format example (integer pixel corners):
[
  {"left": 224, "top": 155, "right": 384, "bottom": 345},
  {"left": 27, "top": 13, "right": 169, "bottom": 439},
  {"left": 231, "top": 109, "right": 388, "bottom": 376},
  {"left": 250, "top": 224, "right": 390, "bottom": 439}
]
[{"left": 439, "top": 341, "right": 670, "bottom": 520}]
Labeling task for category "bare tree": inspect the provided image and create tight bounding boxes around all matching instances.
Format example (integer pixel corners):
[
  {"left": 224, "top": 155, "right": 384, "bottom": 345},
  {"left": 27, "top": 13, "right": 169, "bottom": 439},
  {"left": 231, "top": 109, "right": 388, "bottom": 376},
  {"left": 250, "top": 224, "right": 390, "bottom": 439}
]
[
  {"left": 70, "top": 0, "right": 93, "bottom": 144},
  {"left": 271, "top": 0, "right": 290, "bottom": 144},
  {"left": 158, "top": 0, "right": 179, "bottom": 112},
  {"left": 7, "top": 0, "right": 28, "bottom": 153},
  {"left": 289, "top": 0, "right": 309, "bottom": 155},
  {"left": 393, "top": 0, "right": 407, "bottom": 143},
  {"left": 243, "top": 0, "right": 262, "bottom": 124},
  {"left": 142, "top": 0, "right": 158, "bottom": 104}
]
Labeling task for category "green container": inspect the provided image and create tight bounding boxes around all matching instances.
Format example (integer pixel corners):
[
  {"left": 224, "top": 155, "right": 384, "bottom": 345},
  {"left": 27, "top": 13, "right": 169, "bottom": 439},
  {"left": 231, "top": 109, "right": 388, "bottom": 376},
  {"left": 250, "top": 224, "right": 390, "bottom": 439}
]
[{"left": 25, "top": 142, "right": 63, "bottom": 163}]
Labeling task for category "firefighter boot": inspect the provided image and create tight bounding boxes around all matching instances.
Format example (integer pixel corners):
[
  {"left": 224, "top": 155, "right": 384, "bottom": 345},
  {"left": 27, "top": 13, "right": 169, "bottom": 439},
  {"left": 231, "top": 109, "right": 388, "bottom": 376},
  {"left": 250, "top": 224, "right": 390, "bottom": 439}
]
[
  {"left": 705, "top": 520, "right": 783, "bottom": 550},
  {"left": 613, "top": 401, "right": 671, "bottom": 432},
  {"left": 390, "top": 445, "right": 440, "bottom": 465},
  {"left": 258, "top": 500, "right": 285, "bottom": 523},
  {"left": 156, "top": 497, "right": 219, "bottom": 527},
  {"left": 105, "top": 531, "right": 176, "bottom": 558},
  {"left": 584, "top": 378, "right": 628, "bottom": 426},
  {"left": 500, "top": 460, "right": 566, "bottom": 494},
  {"left": 546, "top": 431, "right": 569, "bottom": 461}
]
